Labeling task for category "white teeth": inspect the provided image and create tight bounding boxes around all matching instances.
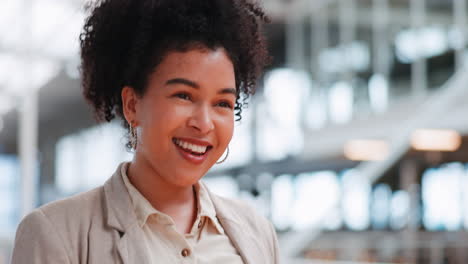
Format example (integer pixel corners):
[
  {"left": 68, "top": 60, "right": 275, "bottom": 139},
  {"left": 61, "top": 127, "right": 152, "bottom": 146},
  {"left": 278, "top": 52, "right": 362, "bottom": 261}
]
[{"left": 174, "top": 139, "right": 208, "bottom": 154}]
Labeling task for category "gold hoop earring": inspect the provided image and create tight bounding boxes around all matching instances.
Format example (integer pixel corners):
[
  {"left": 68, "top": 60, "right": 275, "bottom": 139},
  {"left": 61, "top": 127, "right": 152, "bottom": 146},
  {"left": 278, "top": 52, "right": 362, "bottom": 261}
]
[
  {"left": 216, "top": 146, "right": 229, "bottom": 164},
  {"left": 130, "top": 122, "right": 138, "bottom": 150}
]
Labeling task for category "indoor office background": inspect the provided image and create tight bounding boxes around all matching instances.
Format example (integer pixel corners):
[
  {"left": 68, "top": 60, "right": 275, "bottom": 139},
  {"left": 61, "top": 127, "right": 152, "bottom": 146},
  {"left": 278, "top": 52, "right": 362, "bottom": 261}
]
[{"left": 1, "top": 0, "right": 468, "bottom": 263}]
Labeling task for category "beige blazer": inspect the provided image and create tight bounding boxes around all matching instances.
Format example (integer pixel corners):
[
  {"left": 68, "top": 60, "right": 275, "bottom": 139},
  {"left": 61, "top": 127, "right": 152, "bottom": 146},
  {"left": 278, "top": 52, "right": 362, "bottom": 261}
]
[{"left": 11, "top": 165, "right": 280, "bottom": 264}]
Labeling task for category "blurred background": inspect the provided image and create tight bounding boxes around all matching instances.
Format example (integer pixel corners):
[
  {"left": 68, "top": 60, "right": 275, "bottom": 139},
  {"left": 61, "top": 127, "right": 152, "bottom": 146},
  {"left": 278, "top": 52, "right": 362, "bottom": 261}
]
[{"left": 1, "top": 0, "right": 468, "bottom": 263}]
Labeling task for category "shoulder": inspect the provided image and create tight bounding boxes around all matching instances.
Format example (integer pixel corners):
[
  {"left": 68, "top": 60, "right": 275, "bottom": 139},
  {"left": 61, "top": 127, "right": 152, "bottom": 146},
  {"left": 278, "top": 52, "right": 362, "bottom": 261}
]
[
  {"left": 210, "top": 193, "right": 280, "bottom": 262},
  {"left": 210, "top": 193, "right": 275, "bottom": 238},
  {"left": 12, "top": 208, "right": 72, "bottom": 263},
  {"left": 37, "top": 186, "right": 104, "bottom": 223},
  {"left": 16, "top": 186, "right": 105, "bottom": 243},
  {"left": 12, "top": 187, "right": 104, "bottom": 263},
  {"left": 212, "top": 194, "right": 267, "bottom": 224},
  {"left": 211, "top": 193, "right": 269, "bottom": 223}
]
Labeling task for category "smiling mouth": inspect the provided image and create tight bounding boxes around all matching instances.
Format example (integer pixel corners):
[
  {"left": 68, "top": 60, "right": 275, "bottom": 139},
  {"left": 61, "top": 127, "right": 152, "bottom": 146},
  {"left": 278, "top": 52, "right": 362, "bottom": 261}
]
[{"left": 172, "top": 138, "right": 213, "bottom": 156}]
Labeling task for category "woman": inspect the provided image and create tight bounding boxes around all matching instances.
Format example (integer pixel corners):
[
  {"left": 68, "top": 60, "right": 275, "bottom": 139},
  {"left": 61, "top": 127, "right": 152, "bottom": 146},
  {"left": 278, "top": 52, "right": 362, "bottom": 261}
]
[{"left": 11, "top": 0, "right": 278, "bottom": 263}]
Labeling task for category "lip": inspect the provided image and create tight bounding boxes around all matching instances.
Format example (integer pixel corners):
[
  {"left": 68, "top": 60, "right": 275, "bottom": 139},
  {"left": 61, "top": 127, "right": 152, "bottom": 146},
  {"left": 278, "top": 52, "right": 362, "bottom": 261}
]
[
  {"left": 174, "top": 137, "right": 213, "bottom": 147},
  {"left": 173, "top": 137, "right": 213, "bottom": 165}
]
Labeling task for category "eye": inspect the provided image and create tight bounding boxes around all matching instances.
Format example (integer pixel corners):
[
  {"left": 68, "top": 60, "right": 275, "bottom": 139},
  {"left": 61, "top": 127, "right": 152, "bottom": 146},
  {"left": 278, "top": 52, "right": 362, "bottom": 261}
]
[
  {"left": 217, "top": 100, "right": 234, "bottom": 109},
  {"left": 173, "top": 92, "right": 191, "bottom": 101}
]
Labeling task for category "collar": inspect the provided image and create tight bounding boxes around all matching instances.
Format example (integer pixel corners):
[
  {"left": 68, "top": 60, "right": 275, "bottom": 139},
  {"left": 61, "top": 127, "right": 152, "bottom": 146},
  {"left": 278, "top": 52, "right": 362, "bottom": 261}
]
[
  {"left": 195, "top": 181, "right": 225, "bottom": 234},
  {"left": 119, "top": 162, "right": 224, "bottom": 234},
  {"left": 120, "top": 162, "right": 170, "bottom": 227},
  {"left": 103, "top": 162, "right": 138, "bottom": 232}
]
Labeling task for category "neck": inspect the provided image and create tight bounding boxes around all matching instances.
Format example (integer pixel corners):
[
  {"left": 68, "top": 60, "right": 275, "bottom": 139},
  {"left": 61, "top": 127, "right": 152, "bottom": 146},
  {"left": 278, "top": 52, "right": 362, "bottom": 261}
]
[{"left": 126, "top": 156, "right": 196, "bottom": 216}]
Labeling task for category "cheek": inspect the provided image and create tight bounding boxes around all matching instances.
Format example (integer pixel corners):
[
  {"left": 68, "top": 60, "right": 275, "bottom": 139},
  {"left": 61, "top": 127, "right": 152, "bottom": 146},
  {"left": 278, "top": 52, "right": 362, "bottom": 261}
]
[
  {"left": 138, "top": 103, "right": 175, "bottom": 143},
  {"left": 217, "top": 116, "right": 235, "bottom": 145},
  {"left": 140, "top": 99, "right": 181, "bottom": 127}
]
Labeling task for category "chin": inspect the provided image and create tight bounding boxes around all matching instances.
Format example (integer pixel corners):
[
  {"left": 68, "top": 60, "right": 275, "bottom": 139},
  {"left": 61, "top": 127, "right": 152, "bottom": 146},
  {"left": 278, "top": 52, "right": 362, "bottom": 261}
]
[
  {"left": 170, "top": 178, "right": 200, "bottom": 188},
  {"left": 169, "top": 171, "right": 205, "bottom": 187}
]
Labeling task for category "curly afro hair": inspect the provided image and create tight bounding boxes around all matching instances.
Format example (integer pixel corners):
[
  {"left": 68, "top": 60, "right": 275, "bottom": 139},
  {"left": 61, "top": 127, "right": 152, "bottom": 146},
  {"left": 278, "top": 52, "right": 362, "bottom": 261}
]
[{"left": 80, "top": 0, "right": 271, "bottom": 147}]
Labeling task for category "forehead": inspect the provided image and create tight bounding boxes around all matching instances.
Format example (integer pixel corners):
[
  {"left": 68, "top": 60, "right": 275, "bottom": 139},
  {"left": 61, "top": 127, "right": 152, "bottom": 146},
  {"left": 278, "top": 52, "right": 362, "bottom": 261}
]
[
  {"left": 149, "top": 47, "right": 236, "bottom": 86},
  {"left": 178, "top": 48, "right": 226, "bottom": 64}
]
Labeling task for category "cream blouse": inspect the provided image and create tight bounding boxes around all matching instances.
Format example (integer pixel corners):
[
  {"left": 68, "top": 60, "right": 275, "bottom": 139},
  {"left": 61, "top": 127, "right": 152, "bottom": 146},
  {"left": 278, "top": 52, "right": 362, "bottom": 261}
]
[{"left": 121, "top": 162, "right": 243, "bottom": 263}]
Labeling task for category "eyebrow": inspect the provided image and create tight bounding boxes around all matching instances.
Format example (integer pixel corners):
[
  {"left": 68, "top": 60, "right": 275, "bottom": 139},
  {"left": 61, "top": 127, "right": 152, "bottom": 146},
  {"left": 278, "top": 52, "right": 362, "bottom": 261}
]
[{"left": 166, "top": 78, "right": 237, "bottom": 96}]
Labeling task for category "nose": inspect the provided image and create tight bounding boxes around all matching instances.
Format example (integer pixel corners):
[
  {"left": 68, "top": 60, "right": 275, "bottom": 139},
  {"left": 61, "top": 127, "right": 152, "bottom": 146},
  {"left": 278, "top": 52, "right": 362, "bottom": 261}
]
[{"left": 187, "top": 103, "right": 215, "bottom": 134}]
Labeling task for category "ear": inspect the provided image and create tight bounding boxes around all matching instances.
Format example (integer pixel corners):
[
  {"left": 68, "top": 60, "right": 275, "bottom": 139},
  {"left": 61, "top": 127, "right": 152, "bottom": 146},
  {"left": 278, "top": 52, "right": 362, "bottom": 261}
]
[{"left": 121, "top": 86, "right": 140, "bottom": 126}]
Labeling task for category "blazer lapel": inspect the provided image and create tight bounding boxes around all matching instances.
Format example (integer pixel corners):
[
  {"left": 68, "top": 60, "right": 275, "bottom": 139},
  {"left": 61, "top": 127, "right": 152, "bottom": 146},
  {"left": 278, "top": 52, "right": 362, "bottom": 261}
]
[
  {"left": 216, "top": 217, "right": 264, "bottom": 264},
  {"left": 206, "top": 187, "right": 265, "bottom": 264},
  {"left": 103, "top": 163, "right": 150, "bottom": 264},
  {"left": 116, "top": 224, "right": 151, "bottom": 264}
]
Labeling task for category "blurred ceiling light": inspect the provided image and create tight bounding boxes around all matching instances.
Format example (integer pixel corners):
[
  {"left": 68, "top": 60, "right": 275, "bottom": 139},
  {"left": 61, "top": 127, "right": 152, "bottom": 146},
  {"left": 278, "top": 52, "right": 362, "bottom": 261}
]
[
  {"left": 0, "top": 0, "right": 83, "bottom": 59},
  {"left": 319, "top": 41, "right": 370, "bottom": 74},
  {"left": 0, "top": 1, "right": 22, "bottom": 48},
  {"left": 0, "top": 54, "right": 59, "bottom": 97},
  {"left": 395, "top": 26, "right": 448, "bottom": 63},
  {"left": 329, "top": 81, "right": 353, "bottom": 124},
  {"left": 344, "top": 139, "right": 389, "bottom": 161},
  {"left": 259, "top": 68, "right": 309, "bottom": 160},
  {"left": 411, "top": 129, "right": 462, "bottom": 152},
  {"left": 368, "top": 74, "right": 389, "bottom": 114},
  {"left": 32, "top": 0, "right": 84, "bottom": 59},
  {"left": 305, "top": 91, "right": 327, "bottom": 130},
  {"left": 0, "top": 2, "right": 20, "bottom": 26},
  {"left": 264, "top": 68, "right": 310, "bottom": 127}
]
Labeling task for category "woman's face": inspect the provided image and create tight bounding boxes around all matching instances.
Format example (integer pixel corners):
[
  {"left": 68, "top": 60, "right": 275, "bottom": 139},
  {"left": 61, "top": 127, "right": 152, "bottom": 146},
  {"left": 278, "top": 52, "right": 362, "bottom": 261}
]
[{"left": 128, "top": 47, "right": 236, "bottom": 187}]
